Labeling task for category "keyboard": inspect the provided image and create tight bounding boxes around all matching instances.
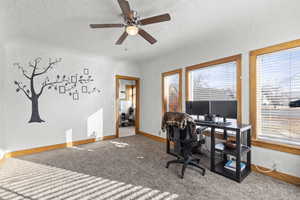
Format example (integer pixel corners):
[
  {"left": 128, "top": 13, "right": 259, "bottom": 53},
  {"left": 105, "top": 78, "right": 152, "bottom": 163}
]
[{"left": 194, "top": 120, "right": 232, "bottom": 126}]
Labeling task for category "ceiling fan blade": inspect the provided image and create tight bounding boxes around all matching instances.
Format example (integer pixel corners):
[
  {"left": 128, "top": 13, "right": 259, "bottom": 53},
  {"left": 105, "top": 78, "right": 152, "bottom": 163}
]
[
  {"left": 118, "top": 0, "right": 131, "bottom": 18},
  {"left": 138, "top": 29, "right": 157, "bottom": 45},
  {"left": 115, "top": 32, "right": 128, "bottom": 45},
  {"left": 90, "top": 24, "right": 124, "bottom": 28},
  {"left": 140, "top": 13, "right": 171, "bottom": 25}
]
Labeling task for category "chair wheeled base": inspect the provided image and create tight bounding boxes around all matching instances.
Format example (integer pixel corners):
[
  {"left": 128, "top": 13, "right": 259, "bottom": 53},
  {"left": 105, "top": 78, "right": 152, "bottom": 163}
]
[{"left": 166, "top": 157, "right": 206, "bottom": 179}]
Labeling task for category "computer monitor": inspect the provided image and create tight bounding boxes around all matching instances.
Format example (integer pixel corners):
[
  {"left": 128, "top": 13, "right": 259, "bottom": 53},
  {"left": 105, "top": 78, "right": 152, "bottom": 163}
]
[
  {"left": 185, "top": 101, "right": 210, "bottom": 116},
  {"left": 210, "top": 100, "right": 237, "bottom": 119},
  {"left": 185, "top": 101, "right": 193, "bottom": 115}
]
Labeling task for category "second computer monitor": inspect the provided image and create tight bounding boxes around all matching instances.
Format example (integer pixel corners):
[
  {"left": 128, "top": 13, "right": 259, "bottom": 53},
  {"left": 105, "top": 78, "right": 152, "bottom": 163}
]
[
  {"left": 185, "top": 101, "right": 193, "bottom": 115},
  {"left": 210, "top": 100, "right": 237, "bottom": 119},
  {"left": 189, "top": 101, "right": 210, "bottom": 116}
]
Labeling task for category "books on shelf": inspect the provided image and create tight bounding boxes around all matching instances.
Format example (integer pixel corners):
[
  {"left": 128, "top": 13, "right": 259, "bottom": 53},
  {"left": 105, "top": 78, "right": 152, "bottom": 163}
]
[{"left": 224, "top": 160, "right": 246, "bottom": 172}]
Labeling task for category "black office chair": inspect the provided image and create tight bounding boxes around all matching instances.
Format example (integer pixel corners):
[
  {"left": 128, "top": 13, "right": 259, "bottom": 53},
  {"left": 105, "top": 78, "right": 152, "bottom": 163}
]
[
  {"left": 128, "top": 107, "right": 135, "bottom": 126},
  {"left": 120, "top": 113, "right": 129, "bottom": 127},
  {"left": 165, "top": 120, "right": 206, "bottom": 179},
  {"left": 192, "top": 126, "right": 207, "bottom": 155}
]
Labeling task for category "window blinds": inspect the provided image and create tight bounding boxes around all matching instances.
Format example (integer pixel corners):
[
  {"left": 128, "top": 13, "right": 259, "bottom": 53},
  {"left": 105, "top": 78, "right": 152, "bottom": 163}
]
[
  {"left": 257, "top": 47, "right": 300, "bottom": 146},
  {"left": 189, "top": 62, "right": 237, "bottom": 101}
]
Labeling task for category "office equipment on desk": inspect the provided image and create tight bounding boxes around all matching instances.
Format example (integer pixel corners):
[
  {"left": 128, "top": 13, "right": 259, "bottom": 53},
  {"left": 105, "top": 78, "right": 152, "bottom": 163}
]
[
  {"left": 210, "top": 100, "right": 237, "bottom": 120},
  {"left": 162, "top": 112, "right": 206, "bottom": 179},
  {"left": 185, "top": 101, "right": 192, "bottom": 114},
  {"left": 185, "top": 100, "right": 237, "bottom": 123},
  {"left": 195, "top": 120, "right": 252, "bottom": 183},
  {"left": 194, "top": 119, "right": 232, "bottom": 126},
  {"left": 186, "top": 101, "right": 210, "bottom": 116}
]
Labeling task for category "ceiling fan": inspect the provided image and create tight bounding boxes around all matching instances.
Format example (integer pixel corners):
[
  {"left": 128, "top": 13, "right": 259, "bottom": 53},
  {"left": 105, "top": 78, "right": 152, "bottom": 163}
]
[{"left": 89, "top": 0, "right": 171, "bottom": 45}]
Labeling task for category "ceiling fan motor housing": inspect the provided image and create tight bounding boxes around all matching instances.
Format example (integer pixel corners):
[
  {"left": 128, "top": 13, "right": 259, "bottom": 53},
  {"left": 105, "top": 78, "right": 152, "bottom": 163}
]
[{"left": 125, "top": 10, "right": 140, "bottom": 26}]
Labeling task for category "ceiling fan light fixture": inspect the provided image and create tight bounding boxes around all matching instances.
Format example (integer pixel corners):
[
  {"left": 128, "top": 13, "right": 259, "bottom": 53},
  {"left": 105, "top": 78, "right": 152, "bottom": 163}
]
[
  {"left": 89, "top": 0, "right": 171, "bottom": 45},
  {"left": 126, "top": 25, "right": 139, "bottom": 36}
]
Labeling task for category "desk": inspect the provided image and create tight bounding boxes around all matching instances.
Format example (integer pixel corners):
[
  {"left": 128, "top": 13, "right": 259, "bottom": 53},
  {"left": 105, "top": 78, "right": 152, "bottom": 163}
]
[{"left": 195, "top": 121, "right": 252, "bottom": 182}]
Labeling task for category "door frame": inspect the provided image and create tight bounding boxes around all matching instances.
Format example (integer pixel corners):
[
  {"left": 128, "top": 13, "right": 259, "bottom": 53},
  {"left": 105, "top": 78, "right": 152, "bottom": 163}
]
[
  {"left": 115, "top": 75, "right": 140, "bottom": 138},
  {"left": 161, "top": 69, "right": 183, "bottom": 114}
]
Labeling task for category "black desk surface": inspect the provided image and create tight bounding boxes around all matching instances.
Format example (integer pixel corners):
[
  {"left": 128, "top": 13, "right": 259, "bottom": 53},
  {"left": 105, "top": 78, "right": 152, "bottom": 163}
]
[{"left": 195, "top": 121, "right": 251, "bottom": 132}]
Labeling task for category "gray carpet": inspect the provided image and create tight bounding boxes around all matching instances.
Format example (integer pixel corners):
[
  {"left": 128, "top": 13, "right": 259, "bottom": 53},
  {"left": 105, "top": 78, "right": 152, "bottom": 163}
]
[{"left": 0, "top": 135, "right": 299, "bottom": 200}]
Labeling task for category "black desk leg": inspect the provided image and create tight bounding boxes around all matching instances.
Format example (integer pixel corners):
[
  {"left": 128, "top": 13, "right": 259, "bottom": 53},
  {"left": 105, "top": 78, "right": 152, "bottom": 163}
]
[
  {"left": 247, "top": 129, "right": 251, "bottom": 170},
  {"left": 210, "top": 127, "right": 215, "bottom": 172},
  {"left": 166, "top": 139, "right": 170, "bottom": 154},
  {"left": 223, "top": 129, "right": 227, "bottom": 162},
  {"left": 236, "top": 130, "right": 241, "bottom": 181}
]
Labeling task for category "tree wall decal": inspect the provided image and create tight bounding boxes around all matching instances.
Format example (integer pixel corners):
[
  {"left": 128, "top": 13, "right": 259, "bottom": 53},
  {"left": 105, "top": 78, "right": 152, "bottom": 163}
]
[{"left": 13, "top": 57, "right": 100, "bottom": 123}]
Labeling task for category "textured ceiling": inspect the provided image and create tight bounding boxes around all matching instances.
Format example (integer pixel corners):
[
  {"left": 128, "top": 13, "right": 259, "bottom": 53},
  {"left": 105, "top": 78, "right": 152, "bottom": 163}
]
[{"left": 0, "top": 0, "right": 299, "bottom": 62}]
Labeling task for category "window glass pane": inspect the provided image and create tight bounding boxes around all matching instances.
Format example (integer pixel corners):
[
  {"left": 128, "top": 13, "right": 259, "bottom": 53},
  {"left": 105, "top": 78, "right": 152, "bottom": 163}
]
[
  {"left": 188, "top": 61, "right": 237, "bottom": 133},
  {"left": 189, "top": 62, "right": 236, "bottom": 101},
  {"left": 257, "top": 47, "right": 300, "bottom": 146},
  {"left": 164, "top": 74, "right": 180, "bottom": 112}
]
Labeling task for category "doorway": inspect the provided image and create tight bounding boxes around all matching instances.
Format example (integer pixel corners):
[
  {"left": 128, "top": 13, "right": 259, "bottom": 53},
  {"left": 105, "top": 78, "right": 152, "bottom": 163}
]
[{"left": 115, "top": 75, "right": 140, "bottom": 138}]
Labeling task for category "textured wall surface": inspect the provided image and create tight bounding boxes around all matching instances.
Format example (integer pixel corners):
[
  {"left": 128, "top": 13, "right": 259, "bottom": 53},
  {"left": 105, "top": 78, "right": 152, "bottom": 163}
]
[{"left": 2, "top": 40, "right": 140, "bottom": 152}]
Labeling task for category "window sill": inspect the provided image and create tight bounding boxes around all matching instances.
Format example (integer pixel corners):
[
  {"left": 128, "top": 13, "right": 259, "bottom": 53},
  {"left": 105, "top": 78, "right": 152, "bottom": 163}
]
[{"left": 252, "top": 139, "right": 300, "bottom": 155}]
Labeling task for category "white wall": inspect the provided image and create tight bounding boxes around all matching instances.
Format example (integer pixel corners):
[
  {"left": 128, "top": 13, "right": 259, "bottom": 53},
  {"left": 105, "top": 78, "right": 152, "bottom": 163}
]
[
  {"left": 139, "top": 6, "right": 300, "bottom": 177},
  {"left": 0, "top": 44, "right": 6, "bottom": 158},
  {"left": 2, "top": 40, "right": 140, "bottom": 152}
]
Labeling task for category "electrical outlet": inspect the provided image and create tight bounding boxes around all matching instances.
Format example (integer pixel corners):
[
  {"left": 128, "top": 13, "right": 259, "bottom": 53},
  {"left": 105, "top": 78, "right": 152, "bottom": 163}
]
[{"left": 272, "top": 163, "right": 277, "bottom": 171}]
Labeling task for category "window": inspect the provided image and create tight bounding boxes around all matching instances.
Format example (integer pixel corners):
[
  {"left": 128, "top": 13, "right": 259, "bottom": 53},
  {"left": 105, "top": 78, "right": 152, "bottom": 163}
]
[
  {"left": 162, "top": 69, "right": 182, "bottom": 113},
  {"left": 189, "top": 62, "right": 237, "bottom": 101},
  {"left": 250, "top": 40, "right": 300, "bottom": 154},
  {"left": 186, "top": 55, "right": 242, "bottom": 122}
]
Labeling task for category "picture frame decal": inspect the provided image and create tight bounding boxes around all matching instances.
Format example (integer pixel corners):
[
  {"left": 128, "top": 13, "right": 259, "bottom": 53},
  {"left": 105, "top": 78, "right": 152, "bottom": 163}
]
[
  {"left": 71, "top": 75, "right": 77, "bottom": 83},
  {"left": 59, "top": 86, "right": 66, "bottom": 94},
  {"left": 84, "top": 68, "right": 89, "bottom": 75},
  {"left": 82, "top": 86, "right": 88, "bottom": 93},
  {"left": 73, "top": 92, "right": 79, "bottom": 100}
]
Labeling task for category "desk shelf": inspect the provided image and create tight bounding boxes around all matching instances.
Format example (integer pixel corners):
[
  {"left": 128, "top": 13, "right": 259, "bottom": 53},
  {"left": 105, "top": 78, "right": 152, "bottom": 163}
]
[
  {"left": 214, "top": 161, "right": 251, "bottom": 182},
  {"left": 196, "top": 121, "right": 252, "bottom": 183},
  {"left": 221, "top": 145, "right": 251, "bottom": 157}
]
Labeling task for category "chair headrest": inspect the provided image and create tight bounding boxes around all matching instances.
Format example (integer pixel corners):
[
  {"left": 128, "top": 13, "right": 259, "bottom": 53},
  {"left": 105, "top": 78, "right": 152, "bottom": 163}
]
[{"left": 161, "top": 112, "right": 194, "bottom": 131}]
